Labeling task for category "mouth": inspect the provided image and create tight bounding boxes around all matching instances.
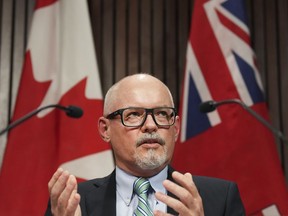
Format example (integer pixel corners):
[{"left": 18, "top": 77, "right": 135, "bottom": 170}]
[
  {"left": 144, "top": 138, "right": 159, "bottom": 144},
  {"left": 140, "top": 142, "right": 161, "bottom": 149},
  {"left": 137, "top": 138, "right": 164, "bottom": 149}
]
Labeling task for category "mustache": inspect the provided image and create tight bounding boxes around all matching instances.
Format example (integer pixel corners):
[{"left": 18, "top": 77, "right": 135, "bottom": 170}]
[{"left": 136, "top": 133, "right": 165, "bottom": 146}]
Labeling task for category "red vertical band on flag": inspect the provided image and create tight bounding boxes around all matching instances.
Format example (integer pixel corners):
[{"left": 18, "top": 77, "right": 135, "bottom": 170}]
[
  {"left": 0, "top": 0, "right": 114, "bottom": 215},
  {"left": 173, "top": 0, "right": 288, "bottom": 215},
  {"left": 35, "top": 0, "right": 58, "bottom": 10}
]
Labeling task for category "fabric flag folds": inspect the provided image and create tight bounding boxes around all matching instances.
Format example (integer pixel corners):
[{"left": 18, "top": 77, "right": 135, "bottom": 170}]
[
  {"left": 0, "top": 0, "right": 114, "bottom": 215},
  {"left": 172, "top": 0, "right": 288, "bottom": 215}
]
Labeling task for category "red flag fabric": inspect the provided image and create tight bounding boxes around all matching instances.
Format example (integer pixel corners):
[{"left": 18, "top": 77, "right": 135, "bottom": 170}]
[
  {"left": 172, "top": 0, "right": 288, "bottom": 215},
  {"left": 0, "top": 0, "right": 114, "bottom": 215}
]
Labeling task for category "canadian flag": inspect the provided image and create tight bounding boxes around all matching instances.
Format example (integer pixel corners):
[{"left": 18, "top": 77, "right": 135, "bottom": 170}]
[
  {"left": 173, "top": 0, "right": 288, "bottom": 215},
  {"left": 0, "top": 0, "right": 114, "bottom": 215}
]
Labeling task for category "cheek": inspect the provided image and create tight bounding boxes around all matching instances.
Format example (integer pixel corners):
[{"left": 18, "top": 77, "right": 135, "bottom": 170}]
[
  {"left": 110, "top": 127, "right": 136, "bottom": 152},
  {"left": 164, "top": 131, "right": 176, "bottom": 152}
]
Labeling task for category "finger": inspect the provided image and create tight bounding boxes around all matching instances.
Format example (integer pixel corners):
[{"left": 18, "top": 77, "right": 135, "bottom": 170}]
[
  {"left": 57, "top": 175, "right": 78, "bottom": 211},
  {"left": 66, "top": 193, "right": 81, "bottom": 216},
  {"left": 48, "top": 167, "right": 64, "bottom": 193},
  {"left": 155, "top": 191, "right": 189, "bottom": 215},
  {"left": 161, "top": 173, "right": 203, "bottom": 214},
  {"left": 162, "top": 179, "right": 194, "bottom": 208},
  {"left": 67, "top": 179, "right": 81, "bottom": 216},
  {"left": 173, "top": 172, "right": 203, "bottom": 212},
  {"left": 50, "top": 170, "right": 70, "bottom": 208},
  {"left": 153, "top": 210, "right": 174, "bottom": 216},
  {"left": 172, "top": 171, "right": 199, "bottom": 197}
]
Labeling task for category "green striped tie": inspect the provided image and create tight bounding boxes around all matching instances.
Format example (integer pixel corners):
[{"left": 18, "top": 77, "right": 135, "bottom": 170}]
[{"left": 133, "top": 177, "right": 153, "bottom": 216}]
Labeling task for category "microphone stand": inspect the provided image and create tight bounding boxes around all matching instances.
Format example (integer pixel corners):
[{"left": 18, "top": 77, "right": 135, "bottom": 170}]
[
  {"left": 0, "top": 104, "right": 82, "bottom": 136},
  {"left": 201, "top": 99, "right": 288, "bottom": 144}
]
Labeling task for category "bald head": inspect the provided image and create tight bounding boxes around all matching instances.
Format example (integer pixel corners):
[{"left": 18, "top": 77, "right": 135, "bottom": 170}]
[{"left": 103, "top": 74, "right": 175, "bottom": 115}]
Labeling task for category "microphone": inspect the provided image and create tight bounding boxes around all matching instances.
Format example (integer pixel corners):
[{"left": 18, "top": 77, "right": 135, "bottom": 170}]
[
  {"left": 199, "top": 99, "right": 288, "bottom": 143},
  {"left": 0, "top": 104, "right": 83, "bottom": 136}
]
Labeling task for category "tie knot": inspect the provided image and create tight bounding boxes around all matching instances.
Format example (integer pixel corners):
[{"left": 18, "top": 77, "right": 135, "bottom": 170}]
[{"left": 133, "top": 177, "right": 150, "bottom": 196}]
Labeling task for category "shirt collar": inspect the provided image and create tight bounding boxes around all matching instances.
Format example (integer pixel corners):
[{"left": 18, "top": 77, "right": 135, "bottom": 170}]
[
  {"left": 115, "top": 166, "right": 168, "bottom": 205},
  {"left": 148, "top": 166, "right": 167, "bottom": 194}
]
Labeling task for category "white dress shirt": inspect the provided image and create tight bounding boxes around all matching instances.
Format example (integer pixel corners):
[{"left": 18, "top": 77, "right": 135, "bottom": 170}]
[{"left": 116, "top": 166, "right": 168, "bottom": 216}]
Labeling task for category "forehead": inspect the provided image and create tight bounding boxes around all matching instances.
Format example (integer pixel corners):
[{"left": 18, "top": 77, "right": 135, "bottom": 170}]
[{"left": 109, "top": 76, "right": 174, "bottom": 110}]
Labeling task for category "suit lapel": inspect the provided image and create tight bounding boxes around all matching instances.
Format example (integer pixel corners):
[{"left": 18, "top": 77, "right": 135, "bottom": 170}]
[
  {"left": 101, "top": 172, "right": 116, "bottom": 216},
  {"left": 166, "top": 166, "right": 179, "bottom": 215},
  {"left": 84, "top": 171, "right": 117, "bottom": 216}
]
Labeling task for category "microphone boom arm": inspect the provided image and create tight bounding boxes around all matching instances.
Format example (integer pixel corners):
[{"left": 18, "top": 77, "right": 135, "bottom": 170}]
[
  {"left": 213, "top": 99, "right": 288, "bottom": 143},
  {"left": 0, "top": 104, "right": 82, "bottom": 136}
]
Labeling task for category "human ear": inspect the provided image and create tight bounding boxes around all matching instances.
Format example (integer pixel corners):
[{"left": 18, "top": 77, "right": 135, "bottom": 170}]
[
  {"left": 174, "top": 116, "right": 180, "bottom": 141},
  {"left": 98, "top": 117, "right": 111, "bottom": 142}
]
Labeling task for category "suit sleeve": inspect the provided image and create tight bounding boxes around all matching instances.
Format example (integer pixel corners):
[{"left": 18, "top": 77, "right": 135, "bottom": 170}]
[
  {"left": 44, "top": 200, "right": 52, "bottom": 216},
  {"left": 224, "top": 182, "right": 246, "bottom": 216},
  {"left": 193, "top": 175, "right": 246, "bottom": 216}
]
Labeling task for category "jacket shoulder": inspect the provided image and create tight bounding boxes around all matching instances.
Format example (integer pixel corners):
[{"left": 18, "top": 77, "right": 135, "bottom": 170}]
[
  {"left": 193, "top": 175, "right": 235, "bottom": 190},
  {"left": 193, "top": 176, "right": 245, "bottom": 216}
]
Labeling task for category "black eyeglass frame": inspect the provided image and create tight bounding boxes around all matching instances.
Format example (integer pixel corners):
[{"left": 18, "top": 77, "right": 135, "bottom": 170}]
[{"left": 105, "top": 107, "right": 177, "bottom": 127}]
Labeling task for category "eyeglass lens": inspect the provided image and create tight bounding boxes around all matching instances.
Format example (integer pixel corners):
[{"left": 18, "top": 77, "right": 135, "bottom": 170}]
[{"left": 122, "top": 107, "right": 175, "bottom": 126}]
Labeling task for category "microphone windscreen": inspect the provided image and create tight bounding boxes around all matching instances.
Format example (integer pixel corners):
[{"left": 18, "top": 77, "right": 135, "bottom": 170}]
[
  {"left": 65, "top": 106, "right": 83, "bottom": 118},
  {"left": 199, "top": 101, "right": 217, "bottom": 113}
]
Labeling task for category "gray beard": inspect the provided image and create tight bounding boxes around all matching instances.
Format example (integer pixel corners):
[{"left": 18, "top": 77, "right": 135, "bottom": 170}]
[{"left": 134, "top": 147, "right": 167, "bottom": 170}]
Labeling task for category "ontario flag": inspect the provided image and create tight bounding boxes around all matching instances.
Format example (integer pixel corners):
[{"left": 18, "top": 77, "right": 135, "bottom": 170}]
[
  {"left": 0, "top": 0, "right": 114, "bottom": 215},
  {"left": 173, "top": 0, "right": 288, "bottom": 215}
]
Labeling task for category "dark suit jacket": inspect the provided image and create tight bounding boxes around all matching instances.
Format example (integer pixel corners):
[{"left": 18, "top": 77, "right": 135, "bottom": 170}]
[{"left": 45, "top": 166, "right": 245, "bottom": 216}]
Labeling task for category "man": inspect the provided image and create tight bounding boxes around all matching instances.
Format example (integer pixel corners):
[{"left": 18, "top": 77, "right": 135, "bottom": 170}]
[{"left": 46, "top": 74, "right": 245, "bottom": 216}]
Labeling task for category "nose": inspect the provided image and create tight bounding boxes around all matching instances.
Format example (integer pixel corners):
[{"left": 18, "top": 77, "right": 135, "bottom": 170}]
[{"left": 141, "top": 113, "right": 158, "bottom": 132}]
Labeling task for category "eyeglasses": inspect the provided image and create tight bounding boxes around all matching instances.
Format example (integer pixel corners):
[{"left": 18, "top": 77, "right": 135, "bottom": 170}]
[{"left": 106, "top": 107, "right": 177, "bottom": 127}]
